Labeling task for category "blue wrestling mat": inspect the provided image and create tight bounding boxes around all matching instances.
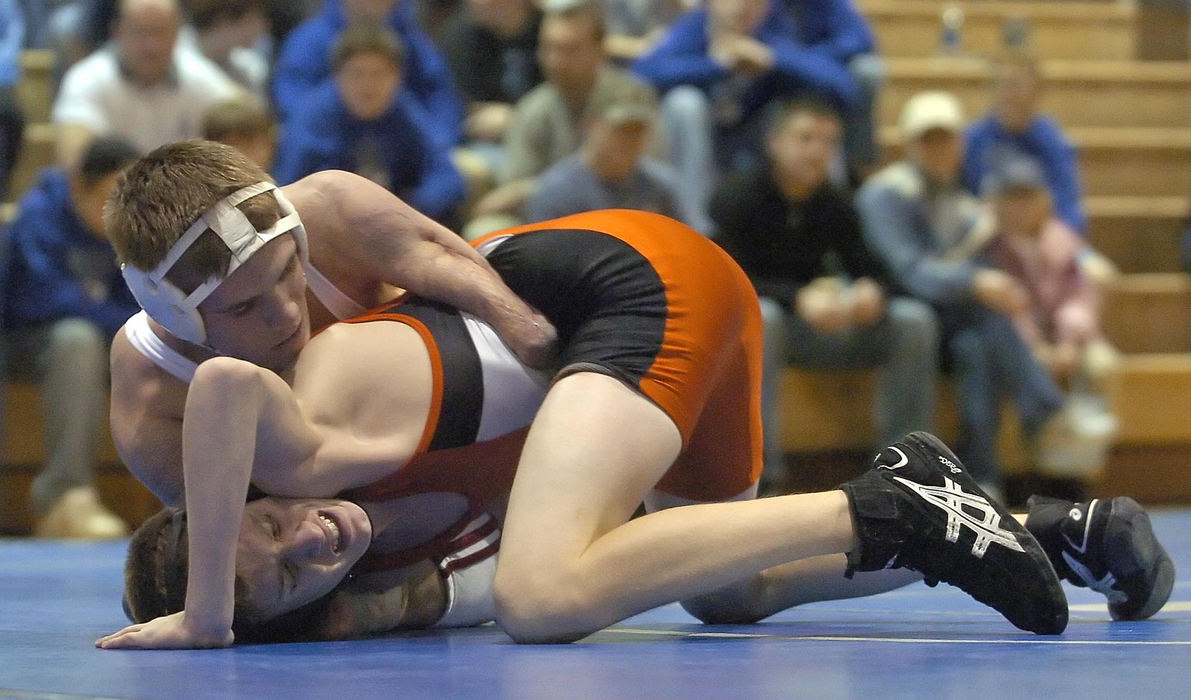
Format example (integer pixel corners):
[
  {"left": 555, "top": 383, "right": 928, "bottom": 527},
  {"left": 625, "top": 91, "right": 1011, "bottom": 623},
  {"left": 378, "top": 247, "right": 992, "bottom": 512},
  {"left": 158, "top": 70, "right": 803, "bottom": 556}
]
[{"left": 3, "top": 508, "right": 1191, "bottom": 699}]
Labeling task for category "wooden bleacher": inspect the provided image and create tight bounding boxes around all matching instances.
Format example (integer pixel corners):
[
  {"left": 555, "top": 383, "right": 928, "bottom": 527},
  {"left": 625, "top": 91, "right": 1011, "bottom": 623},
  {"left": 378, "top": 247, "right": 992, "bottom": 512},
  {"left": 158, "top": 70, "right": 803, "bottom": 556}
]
[{"left": 860, "top": 0, "right": 1136, "bottom": 61}]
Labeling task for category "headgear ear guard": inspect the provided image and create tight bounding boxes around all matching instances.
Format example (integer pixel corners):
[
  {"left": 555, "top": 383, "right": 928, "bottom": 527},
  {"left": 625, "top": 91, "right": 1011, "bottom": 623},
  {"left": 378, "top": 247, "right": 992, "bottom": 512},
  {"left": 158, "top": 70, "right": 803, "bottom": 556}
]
[{"left": 121, "top": 181, "right": 308, "bottom": 345}]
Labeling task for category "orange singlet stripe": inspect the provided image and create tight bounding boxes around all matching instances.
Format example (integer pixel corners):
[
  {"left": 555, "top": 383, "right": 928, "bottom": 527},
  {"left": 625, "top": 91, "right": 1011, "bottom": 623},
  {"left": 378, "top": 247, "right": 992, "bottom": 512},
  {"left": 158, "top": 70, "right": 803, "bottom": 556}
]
[{"left": 476, "top": 210, "right": 765, "bottom": 501}]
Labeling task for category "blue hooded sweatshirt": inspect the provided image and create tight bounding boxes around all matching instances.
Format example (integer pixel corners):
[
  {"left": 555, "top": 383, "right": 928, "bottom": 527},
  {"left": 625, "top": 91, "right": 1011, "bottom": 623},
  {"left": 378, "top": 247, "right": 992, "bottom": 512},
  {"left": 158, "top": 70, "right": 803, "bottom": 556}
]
[
  {"left": 270, "top": 0, "right": 464, "bottom": 150},
  {"left": 272, "top": 80, "right": 465, "bottom": 224},
  {"left": 632, "top": 1, "right": 858, "bottom": 118},
  {"left": 3, "top": 169, "right": 138, "bottom": 336}
]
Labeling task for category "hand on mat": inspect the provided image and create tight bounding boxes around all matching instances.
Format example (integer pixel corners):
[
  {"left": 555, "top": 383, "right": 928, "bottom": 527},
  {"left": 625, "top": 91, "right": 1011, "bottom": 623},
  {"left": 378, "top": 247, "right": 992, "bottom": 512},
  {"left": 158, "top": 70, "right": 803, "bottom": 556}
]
[{"left": 95, "top": 611, "right": 233, "bottom": 650}]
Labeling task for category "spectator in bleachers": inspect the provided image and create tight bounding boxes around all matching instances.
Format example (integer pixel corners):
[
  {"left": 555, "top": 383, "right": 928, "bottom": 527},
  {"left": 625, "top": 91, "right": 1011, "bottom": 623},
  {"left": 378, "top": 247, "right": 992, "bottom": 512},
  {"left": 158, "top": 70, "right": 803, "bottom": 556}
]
[
  {"left": 270, "top": 0, "right": 463, "bottom": 151},
  {"left": 466, "top": 0, "right": 663, "bottom": 237},
  {"left": 602, "top": 0, "right": 688, "bottom": 65},
  {"left": 963, "top": 50, "right": 1118, "bottom": 287},
  {"left": 50, "top": 0, "right": 241, "bottom": 171},
  {"left": 711, "top": 97, "right": 936, "bottom": 491},
  {"left": 856, "top": 91, "right": 1115, "bottom": 496},
  {"left": 180, "top": 0, "right": 271, "bottom": 98},
  {"left": 436, "top": 0, "right": 542, "bottom": 203},
  {"left": 632, "top": 0, "right": 857, "bottom": 223},
  {"left": 962, "top": 51, "right": 1081, "bottom": 233},
  {"left": 980, "top": 154, "right": 1119, "bottom": 476},
  {"left": 525, "top": 76, "right": 700, "bottom": 228},
  {"left": 201, "top": 94, "right": 276, "bottom": 171},
  {"left": 780, "top": 0, "right": 883, "bottom": 181},
  {"left": 0, "top": 0, "right": 23, "bottom": 201},
  {"left": 1, "top": 136, "right": 140, "bottom": 538},
  {"left": 271, "top": 23, "right": 465, "bottom": 226}
]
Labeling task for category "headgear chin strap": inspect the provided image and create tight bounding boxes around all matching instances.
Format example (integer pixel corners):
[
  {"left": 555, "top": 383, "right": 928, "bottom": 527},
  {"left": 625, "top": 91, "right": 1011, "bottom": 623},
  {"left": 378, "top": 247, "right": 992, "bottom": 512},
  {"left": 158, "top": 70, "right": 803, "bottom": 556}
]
[{"left": 122, "top": 181, "right": 308, "bottom": 345}]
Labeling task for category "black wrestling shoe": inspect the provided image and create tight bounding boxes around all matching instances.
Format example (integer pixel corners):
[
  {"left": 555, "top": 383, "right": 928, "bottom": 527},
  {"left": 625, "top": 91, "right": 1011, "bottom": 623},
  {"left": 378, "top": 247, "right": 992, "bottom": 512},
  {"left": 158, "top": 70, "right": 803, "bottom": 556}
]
[
  {"left": 840, "top": 431, "right": 1068, "bottom": 635},
  {"left": 1026, "top": 495, "right": 1175, "bottom": 621}
]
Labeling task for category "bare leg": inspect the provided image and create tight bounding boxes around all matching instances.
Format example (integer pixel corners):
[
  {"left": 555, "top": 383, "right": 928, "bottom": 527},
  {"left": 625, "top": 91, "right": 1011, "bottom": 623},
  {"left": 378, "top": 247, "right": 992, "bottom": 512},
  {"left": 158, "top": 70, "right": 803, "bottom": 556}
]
[
  {"left": 647, "top": 487, "right": 921, "bottom": 622},
  {"left": 493, "top": 373, "right": 856, "bottom": 643}
]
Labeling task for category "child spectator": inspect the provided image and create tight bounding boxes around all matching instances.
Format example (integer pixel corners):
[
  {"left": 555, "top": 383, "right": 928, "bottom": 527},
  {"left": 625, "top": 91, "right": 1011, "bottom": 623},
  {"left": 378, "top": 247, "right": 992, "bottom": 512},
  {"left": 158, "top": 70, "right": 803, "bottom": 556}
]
[{"left": 981, "top": 155, "right": 1119, "bottom": 476}]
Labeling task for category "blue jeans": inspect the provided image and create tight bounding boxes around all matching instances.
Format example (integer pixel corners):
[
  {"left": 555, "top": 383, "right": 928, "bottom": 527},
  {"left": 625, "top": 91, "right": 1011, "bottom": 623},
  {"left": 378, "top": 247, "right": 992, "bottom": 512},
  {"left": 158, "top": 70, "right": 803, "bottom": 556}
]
[
  {"left": 759, "top": 295, "right": 939, "bottom": 481},
  {"left": 939, "top": 305, "right": 1064, "bottom": 487}
]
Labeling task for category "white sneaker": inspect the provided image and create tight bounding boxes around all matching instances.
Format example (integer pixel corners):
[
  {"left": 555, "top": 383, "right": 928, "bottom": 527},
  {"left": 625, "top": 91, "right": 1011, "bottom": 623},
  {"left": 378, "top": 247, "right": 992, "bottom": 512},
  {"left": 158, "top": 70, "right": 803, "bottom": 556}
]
[
  {"left": 34, "top": 486, "right": 129, "bottom": 539},
  {"left": 1031, "top": 399, "right": 1119, "bottom": 477}
]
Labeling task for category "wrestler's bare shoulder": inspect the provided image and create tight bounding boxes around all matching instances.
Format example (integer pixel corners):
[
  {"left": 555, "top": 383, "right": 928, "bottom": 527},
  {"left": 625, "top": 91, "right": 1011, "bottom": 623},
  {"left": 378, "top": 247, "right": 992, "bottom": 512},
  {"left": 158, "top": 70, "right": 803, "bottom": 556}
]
[{"left": 293, "top": 320, "right": 435, "bottom": 461}]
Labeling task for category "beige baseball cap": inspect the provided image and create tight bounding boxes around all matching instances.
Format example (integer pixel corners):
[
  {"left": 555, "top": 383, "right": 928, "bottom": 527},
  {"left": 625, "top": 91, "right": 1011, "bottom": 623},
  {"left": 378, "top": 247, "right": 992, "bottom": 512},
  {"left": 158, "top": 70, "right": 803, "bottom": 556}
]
[{"left": 898, "top": 91, "right": 964, "bottom": 141}]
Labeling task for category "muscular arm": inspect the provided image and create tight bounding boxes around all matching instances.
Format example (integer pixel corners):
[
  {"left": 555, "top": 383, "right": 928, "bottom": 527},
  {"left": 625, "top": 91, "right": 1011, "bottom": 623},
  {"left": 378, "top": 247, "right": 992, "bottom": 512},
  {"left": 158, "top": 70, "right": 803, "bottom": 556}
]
[{"left": 284, "top": 170, "right": 557, "bottom": 367}]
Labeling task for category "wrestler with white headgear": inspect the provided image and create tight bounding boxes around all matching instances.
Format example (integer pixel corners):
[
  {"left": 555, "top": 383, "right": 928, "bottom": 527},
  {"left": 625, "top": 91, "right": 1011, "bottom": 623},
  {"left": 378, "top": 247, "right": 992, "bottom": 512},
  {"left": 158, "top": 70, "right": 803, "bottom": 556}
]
[{"left": 106, "top": 140, "right": 556, "bottom": 507}]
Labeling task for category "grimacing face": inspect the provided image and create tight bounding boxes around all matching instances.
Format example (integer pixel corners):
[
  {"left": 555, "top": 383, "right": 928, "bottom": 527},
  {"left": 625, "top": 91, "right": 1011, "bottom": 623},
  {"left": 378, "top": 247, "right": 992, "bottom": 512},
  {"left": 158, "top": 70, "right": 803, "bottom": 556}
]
[
  {"left": 196, "top": 235, "right": 311, "bottom": 373},
  {"left": 235, "top": 497, "right": 373, "bottom": 622}
]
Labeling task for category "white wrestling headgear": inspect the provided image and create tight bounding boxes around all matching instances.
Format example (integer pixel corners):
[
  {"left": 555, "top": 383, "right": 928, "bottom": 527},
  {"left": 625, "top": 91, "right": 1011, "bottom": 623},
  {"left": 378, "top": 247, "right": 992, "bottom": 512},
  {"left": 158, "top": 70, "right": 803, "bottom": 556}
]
[{"left": 121, "top": 181, "right": 308, "bottom": 345}]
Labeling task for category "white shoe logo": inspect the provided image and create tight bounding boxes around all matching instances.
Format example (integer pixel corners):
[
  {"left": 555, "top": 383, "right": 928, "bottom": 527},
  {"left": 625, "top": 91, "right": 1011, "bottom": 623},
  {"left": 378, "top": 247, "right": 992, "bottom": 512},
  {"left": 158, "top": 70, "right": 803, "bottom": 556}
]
[
  {"left": 938, "top": 455, "right": 961, "bottom": 473},
  {"left": 1061, "top": 499, "right": 1098, "bottom": 555},
  {"left": 892, "top": 475, "right": 1025, "bottom": 557},
  {"left": 878, "top": 447, "right": 910, "bottom": 470},
  {"left": 1062, "top": 550, "right": 1125, "bottom": 603}
]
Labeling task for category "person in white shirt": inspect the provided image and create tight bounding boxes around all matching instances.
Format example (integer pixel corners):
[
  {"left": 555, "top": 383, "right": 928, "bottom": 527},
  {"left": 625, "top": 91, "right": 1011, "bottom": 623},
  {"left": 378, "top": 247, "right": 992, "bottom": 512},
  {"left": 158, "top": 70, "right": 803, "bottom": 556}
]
[{"left": 51, "top": 0, "right": 241, "bottom": 169}]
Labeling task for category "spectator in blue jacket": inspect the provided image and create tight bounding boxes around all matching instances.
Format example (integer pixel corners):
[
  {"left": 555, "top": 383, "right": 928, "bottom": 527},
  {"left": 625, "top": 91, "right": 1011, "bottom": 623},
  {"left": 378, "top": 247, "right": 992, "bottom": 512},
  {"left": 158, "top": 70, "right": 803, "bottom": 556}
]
[
  {"left": 270, "top": 0, "right": 463, "bottom": 151},
  {"left": 781, "top": 0, "right": 883, "bottom": 180},
  {"left": 963, "top": 51, "right": 1120, "bottom": 286},
  {"left": 2, "top": 136, "right": 140, "bottom": 539},
  {"left": 632, "top": 0, "right": 857, "bottom": 218},
  {"left": 271, "top": 23, "right": 466, "bottom": 225},
  {"left": 962, "top": 51, "right": 1083, "bottom": 233}
]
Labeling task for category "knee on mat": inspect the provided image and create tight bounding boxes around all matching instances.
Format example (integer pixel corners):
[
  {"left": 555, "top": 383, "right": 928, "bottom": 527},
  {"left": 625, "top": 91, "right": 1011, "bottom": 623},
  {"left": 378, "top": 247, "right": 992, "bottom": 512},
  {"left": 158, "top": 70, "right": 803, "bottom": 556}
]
[
  {"left": 680, "top": 578, "right": 768, "bottom": 625},
  {"left": 493, "top": 567, "right": 596, "bottom": 644}
]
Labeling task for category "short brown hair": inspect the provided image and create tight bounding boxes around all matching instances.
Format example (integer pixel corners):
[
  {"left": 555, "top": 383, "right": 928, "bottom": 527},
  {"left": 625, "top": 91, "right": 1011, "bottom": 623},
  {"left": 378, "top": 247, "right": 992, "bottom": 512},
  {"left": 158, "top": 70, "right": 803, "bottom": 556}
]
[
  {"left": 544, "top": 0, "right": 606, "bottom": 44},
  {"left": 330, "top": 22, "right": 405, "bottom": 73},
  {"left": 105, "top": 140, "right": 282, "bottom": 290},
  {"left": 202, "top": 96, "right": 276, "bottom": 144}
]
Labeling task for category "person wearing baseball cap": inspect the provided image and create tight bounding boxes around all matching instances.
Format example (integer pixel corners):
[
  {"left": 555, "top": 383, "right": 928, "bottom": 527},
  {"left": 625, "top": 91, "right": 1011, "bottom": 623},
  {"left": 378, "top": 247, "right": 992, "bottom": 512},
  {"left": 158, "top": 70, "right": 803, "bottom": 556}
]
[
  {"left": 524, "top": 79, "right": 707, "bottom": 231},
  {"left": 856, "top": 90, "right": 1113, "bottom": 500}
]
